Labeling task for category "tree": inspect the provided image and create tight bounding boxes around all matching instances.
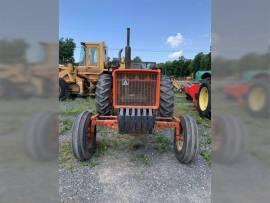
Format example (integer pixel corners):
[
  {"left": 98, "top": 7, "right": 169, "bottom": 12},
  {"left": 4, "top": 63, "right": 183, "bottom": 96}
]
[
  {"left": 158, "top": 52, "right": 211, "bottom": 77},
  {"left": 132, "top": 56, "right": 142, "bottom": 63},
  {"left": 193, "top": 52, "right": 204, "bottom": 74},
  {"left": 59, "top": 38, "right": 76, "bottom": 64},
  {"left": 200, "top": 53, "right": 211, "bottom": 70}
]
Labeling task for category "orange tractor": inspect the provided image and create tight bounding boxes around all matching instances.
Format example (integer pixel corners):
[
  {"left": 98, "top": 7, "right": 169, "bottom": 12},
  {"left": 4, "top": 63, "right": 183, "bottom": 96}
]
[{"left": 71, "top": 28, "right": 199, "bottom": 164}]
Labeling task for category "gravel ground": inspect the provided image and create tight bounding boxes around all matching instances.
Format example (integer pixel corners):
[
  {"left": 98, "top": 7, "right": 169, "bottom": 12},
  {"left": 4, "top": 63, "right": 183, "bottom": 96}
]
[
  {"left": 60, "top": 155, "right": 210, "bottom": 203},
  {"left": 59, "top": 131, "right": 211, "bottom": 203}
]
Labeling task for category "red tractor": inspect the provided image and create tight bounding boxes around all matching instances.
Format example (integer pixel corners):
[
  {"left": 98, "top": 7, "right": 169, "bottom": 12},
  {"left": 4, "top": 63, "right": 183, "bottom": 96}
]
[
  {"left": 71, "top": 28, "right": 199, "bottom": 164},
  {"left": 183, "top": 71, "right": 211, "bottom": 119}
]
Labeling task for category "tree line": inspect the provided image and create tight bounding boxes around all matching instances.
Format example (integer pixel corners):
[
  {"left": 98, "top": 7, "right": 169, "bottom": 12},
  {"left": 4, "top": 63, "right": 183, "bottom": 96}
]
[{"left": 157, "top": 52, "right": 211, "bottom": 77}]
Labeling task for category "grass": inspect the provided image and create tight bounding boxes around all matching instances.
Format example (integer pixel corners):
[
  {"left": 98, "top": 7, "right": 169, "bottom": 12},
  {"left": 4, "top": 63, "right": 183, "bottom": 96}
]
[
  {"left": 59, "top": 97, "right": 96, "bottom": 134},
  {"left": 60, "top": 97, "right": 96, "bottom": 116},
  {"left": 200, "top": 150, "right": 211, "bottom": 162},
  {"left": 174, "top": 94, "right": 211, "bottom": 127},
  {"left": 95, "top": 138, "right": 111, "bottom": 156},
  {"left": 58, "top": 140, "right": 77, "bottom": 169},
  {"left": 58, "top": 139, "right": 108, "bottom": 169},
  {"left": 61, "top": 107, "right": 85, "bottom": 116},
  {"left": 152, "top": 134, "right": 172, "bottom": 153},
  {"left": 59, "top": 117, "right": 73, "bottom": 134},
  {"left": 59, "top": 92, "right": 212, "bottom": 166}
]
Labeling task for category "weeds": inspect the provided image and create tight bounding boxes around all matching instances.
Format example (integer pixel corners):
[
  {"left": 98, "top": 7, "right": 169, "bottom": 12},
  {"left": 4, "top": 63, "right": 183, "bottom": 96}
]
[
  {"left": 59, "top": 140, "right": 102, "bottom": 169},
  {"left": 96, "top": 138, "right": 110, "bottom": 157},
  {"left": 200, "top": 150, "right": 211, "bottom": 163},
  {"left": 153, "top": 135, "right": 172, "bottom": 153},
  {"left": 59, "top": 140, "right": 77, "bottom": 169},
  {"left": 59, "top": 118, "right": 73, "bottom": 134}
]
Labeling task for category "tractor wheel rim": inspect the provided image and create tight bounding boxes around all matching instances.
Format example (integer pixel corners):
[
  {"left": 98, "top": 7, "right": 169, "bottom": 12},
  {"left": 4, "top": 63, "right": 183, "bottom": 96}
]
[
  {"left": 248, "top": 87, "right": 266, "bottom": 112},
  {"left": 176, "top": 140, "right": 183, "bottom": 151},
  {"left": 199, "top": 87, "right": 209, "bottom": 111}
]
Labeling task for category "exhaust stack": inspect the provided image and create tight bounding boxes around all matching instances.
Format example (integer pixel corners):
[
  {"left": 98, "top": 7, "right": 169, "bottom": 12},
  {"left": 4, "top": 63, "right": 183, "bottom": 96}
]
[{"left": 125, "top": 28, "right": 131, "bottom": 68}]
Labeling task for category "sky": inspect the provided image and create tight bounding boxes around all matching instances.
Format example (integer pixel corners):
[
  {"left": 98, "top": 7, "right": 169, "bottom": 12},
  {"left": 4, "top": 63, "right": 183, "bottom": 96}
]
[{"left": 60, "top": 0, "right": 210, "bottom": 63}]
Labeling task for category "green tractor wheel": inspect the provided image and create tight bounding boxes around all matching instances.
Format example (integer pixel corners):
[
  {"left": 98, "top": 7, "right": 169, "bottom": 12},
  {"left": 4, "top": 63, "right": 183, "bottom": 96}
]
[{"left": 197, "top": 80, "right": 211, "bottom": 119}]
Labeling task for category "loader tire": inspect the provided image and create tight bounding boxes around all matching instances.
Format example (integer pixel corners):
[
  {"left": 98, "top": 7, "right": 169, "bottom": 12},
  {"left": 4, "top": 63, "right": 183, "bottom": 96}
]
[
  {"left": 160, "top": 75, "right": 174, "bottom": 117},
  {"left": 247, "top": 80, "right": 270, "bottom": 117},
  {"left": 72, "top": 111, "right": 96, "bottom": 161},
  {"left": 174, "top": 115, "right": 199, "bottom": 164},
  {"left": 197, "top": 79, "right": 211, "bottom": 119},
  {"left": 96, "top": 74, "right": 112, "bottom": 115},
  {"left": 59, "top": 79, "right": 70, "bottom": 101}
]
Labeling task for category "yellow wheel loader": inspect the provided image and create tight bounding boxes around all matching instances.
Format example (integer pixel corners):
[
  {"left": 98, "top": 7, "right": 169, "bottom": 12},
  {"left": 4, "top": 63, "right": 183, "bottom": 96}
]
[{"left": 59, "top": 42, "right": 123, "bottom": 100}]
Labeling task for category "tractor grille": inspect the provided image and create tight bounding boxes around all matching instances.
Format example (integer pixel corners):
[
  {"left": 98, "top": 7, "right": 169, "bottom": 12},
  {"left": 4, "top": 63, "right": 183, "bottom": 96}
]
[{"left": 113, "top": 69, "right": 160, "bottom": 108}]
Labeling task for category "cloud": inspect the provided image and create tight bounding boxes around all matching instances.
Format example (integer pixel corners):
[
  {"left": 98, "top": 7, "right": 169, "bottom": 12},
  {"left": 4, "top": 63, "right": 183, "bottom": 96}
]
[
  {"left": 166, "top": 33, "right": 184, "bottom": 48},
  {"left": 168, "top": 50, "right": 184, "bottom": 59}
]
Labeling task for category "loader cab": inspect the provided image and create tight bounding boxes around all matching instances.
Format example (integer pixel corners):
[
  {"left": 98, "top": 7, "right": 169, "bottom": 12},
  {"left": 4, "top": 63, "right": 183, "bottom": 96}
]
[{"left": 78, "top": 42, "right": 108, "bottom": 75}]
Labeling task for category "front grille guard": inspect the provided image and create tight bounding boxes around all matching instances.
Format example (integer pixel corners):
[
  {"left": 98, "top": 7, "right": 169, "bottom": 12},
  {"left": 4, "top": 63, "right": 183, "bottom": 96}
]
[{"left": 113, "top": 69, "right": 161, "bottom": 109}]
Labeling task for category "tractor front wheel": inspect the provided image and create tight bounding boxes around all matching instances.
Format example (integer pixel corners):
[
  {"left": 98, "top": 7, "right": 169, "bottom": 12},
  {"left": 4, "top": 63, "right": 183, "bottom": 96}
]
[
  {"left": 72, "top": 111, "right": 96, "bottom": 161},
  {"left": 174, "top": 115, "right": 199, "bottom": 164},
  {"left": 197, "top": 79, "right": 211, "bottom": 119},
  {"left": 96, "top": 74, "right": 112, "bottom": 115},
  {"left": 160, "top": 75, "right": 174, "bottom": 117}
]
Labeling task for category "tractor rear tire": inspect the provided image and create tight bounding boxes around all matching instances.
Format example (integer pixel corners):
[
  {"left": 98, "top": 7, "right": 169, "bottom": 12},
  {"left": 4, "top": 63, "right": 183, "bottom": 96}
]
[
  {"left": 247, "top": 80, "right": 269, "bottom": 117},
  {"left": 72, "top": 111, "right": 96, "bottom": 161},
  {"left": 197, "top": 79, "right": 211, "bottom": 119},
  {"left": 59, "top": 79, "right": 70, "bottom": 101},
  {"left": 160, "top": 75, "right": 174, "bottom": 117},
  {"left": 174, "top": 115, "right": 199, "bottom": 164},
  {"left": 96, "top": 74, "right": 112, "bottom": 115}
]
